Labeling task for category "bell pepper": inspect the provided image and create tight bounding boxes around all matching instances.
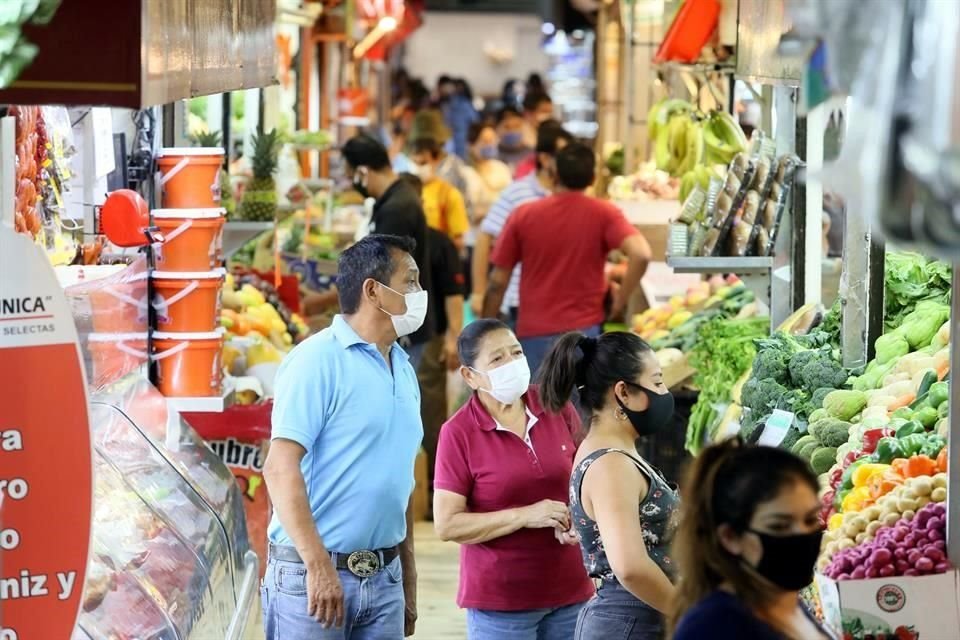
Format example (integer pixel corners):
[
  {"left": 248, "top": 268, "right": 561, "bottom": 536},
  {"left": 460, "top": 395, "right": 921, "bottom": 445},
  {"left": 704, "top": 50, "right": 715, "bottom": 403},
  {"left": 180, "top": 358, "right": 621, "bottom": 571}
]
[
  {"left": 892, "top": 458, "right": 910, "bottom": 478},
  {"left": 874, "top": 437, "right": 906, "bottom": 464},
  {"left": 842, "top": 486, "right": 872, "bottom": 512},
  {"left": 928, "top": 381, "right": 950, "bottom": 409},
  {"left": 868, "top": 469, "right": 904, "bottom": 499},
  {"left": 891, "top": 407, "right": 915, "bottom": 422},
  {"left": 937, "top": 448, "right": 948, "bottom": 473},
  {"left": 841, "top": 458, "right": 871, "bottom": 491},
  {"left": 862, "top": 428, "right": 894, "bottom": 454},
  {"left": 905, "top": 454, "right": 937, "bottom": 478},
  {"left": 895, "top": 420, "right": 926, "bottom": 439},
  {"left": 914, "top": 406, "right": 940, "bottom": 429},
  {"left": 852, "top": 463, "right": 891, "bottom": 488},
  {"left": 939, "top": 401, "right": 950, "bottom": 420},
  {"left": 828, "top": 512, "right": 844, "bottom": 531},
  {"left": 920, "top": 433, "right": 947, "bottom": 458},
  {"left": 898, "top": 433, "right": 928, "bottom": 458},
  {"left": 835, "top": 488, "right": 851, "bottom": 509}
]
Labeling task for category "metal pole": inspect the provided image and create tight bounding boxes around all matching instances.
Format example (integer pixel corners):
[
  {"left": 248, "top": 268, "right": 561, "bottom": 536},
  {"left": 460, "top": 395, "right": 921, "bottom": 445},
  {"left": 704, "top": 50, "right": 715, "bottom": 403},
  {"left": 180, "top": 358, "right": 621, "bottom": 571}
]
[
  {"left": 623, "top": 0, "right": 637, "bottom": 175},
  {"left": 946, "top": 266, "right": 960, "bottom": 564},
  {"left": 0, "top": 117, "right": 14, "bottom": 230}
]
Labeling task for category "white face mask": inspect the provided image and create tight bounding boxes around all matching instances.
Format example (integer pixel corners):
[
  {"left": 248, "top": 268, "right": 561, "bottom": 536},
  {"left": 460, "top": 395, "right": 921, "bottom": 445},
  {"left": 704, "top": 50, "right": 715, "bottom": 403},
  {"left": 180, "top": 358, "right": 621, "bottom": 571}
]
[
  {"left": 473, "top": 356, "right": 531, "bottom": 405},
  {"left": 377, "top": 283, "right": 428, "bottom": 338}
]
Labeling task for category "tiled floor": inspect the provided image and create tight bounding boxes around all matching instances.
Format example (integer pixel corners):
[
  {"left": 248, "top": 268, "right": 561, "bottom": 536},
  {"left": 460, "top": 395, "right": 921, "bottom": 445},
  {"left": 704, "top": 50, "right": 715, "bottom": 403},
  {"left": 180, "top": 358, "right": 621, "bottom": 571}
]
[{"left": 413, "top": 521, "right": 467, "bottom": 639}]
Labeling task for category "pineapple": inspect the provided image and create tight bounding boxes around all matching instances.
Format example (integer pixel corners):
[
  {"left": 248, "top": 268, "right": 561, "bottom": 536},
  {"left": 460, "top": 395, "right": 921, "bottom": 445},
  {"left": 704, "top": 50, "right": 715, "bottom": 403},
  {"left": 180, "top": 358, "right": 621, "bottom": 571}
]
[
  {"left": 239, "top": 129, "right": 280, "bottom": 221},
  {"left": 191, "top": 130, "right": 235, "bottom": 218}
]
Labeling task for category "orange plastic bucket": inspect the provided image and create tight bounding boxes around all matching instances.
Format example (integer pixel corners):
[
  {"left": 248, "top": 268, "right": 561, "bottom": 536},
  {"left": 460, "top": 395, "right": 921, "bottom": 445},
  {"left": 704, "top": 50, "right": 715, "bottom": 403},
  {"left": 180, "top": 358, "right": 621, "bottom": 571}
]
[
  {"left": 152, "top": 330, "right": 224, "bottom": 397},
  {"left": 156, "top": 147, "right": 224, "bottom": 208},
  {"left": 151, "top": 269, "right": 224, "bottom": 333},
  {"left": 88, "top": 333, "right": 148, "bottom": 388},
  {"left": 88, "top": 274, "right": 149, "bottom": 333},
  {"left": 154, "top": 208, "right": 226, "bottom": 271}
]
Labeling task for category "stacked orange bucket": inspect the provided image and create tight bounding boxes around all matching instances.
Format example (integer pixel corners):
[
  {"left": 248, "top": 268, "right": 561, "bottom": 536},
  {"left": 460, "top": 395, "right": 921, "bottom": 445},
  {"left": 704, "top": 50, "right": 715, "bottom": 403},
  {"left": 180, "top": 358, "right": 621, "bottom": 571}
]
[{"left": 151, "top": 147, "right": 228, "bottom": 398}]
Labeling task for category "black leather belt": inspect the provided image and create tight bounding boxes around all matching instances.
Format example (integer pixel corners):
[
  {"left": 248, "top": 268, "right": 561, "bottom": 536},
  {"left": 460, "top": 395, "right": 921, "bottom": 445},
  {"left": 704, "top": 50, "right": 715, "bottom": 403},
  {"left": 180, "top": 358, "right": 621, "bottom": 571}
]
[{"left": 269, "top": 543, "right": 399, "bottom": 578}]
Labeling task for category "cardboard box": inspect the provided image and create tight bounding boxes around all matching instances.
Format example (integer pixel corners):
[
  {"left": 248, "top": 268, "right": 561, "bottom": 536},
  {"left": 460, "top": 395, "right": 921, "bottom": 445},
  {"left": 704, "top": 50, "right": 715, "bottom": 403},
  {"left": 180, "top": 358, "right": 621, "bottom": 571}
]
[{"left": 816, "top": 571, "right": 960, "bottom": 639}]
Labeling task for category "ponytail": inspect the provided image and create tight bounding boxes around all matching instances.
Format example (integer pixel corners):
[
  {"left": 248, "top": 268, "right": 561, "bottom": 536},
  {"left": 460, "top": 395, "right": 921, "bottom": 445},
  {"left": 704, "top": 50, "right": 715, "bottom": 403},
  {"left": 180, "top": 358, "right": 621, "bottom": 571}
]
[
  {"left": 669, "top": 438, "right": 820, "bottom": 631},
  {"left": 539, "top": 331, "right": 587, "bottom": 413}
]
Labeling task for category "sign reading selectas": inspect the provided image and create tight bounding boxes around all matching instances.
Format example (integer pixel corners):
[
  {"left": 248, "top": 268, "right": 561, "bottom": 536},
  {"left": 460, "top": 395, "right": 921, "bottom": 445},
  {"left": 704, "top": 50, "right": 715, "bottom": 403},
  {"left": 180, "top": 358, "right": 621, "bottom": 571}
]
[{"left": 0, "top": 226, "right": 92, "bottom": 639}]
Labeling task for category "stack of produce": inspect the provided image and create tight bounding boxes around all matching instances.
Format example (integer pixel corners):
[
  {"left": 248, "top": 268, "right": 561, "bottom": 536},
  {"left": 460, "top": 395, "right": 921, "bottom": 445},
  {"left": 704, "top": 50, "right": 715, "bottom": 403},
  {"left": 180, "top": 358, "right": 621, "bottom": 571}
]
[
  {"left": 9, "top": 105, "right": 47, "bottom": 238},
  {"left": 632, "top": 275, "right": 748, "bottom": 345},
  {"left": 607, "top": 162, "right": 680, "bottom": 201},
  {"left": 647, "top": 98, "right": 749, "bottom": 194},
  {"left": 685, "top": 315, "right": 771, "bottom": 454},
  {"left": 285, "top": 129, "right": 332, "bottom": 149},
  {"left": 884, "top": 252, "right": 951, "bottom": 333}
]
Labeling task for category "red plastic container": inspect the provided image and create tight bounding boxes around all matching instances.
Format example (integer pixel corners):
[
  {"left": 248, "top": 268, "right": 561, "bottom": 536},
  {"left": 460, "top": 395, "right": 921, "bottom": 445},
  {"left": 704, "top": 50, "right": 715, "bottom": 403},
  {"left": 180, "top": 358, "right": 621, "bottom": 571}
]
[{"left": 654, "top": 0, "right": 721, "bottom": 64}]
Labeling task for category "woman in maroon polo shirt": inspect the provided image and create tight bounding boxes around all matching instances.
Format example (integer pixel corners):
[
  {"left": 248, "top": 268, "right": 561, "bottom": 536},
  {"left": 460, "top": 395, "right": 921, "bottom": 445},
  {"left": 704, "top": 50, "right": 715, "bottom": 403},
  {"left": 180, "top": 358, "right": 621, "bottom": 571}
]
[{"left": 433, "top": 319, "right": 595, "bottom": 639}]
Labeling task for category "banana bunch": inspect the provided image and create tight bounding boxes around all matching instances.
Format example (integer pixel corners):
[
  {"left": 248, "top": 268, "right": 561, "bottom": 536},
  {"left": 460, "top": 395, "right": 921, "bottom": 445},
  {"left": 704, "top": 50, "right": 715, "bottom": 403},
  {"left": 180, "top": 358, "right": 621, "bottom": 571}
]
[
  {"left": 678, "top": 165, "right": 713, "bottom": 202},
  {"left": 647, "top": 98, "right": 695, "bottom": 141},
  {"left": 655, "top": 114, "right": 703, "bottom": 178},
  {"left": 702, "top": 110, "right": 748, "bottom": 165}
]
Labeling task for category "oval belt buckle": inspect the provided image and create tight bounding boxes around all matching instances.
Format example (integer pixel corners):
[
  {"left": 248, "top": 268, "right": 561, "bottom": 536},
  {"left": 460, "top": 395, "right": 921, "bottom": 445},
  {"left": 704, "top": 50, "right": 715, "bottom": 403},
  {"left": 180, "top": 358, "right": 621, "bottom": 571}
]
[{"left": 347, "top": 550, "right": 380, "bottom": 578}]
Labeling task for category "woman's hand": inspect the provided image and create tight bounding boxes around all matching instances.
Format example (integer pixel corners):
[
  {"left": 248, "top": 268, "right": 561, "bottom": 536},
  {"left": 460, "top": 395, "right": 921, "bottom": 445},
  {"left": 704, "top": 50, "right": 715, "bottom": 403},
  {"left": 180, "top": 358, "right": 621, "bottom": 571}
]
[
  {"left": 522, "top": 499, "right": 570, "bottom": 530},
  {"left": 554, "top": 527, "right": 580, "bottom": 546}
]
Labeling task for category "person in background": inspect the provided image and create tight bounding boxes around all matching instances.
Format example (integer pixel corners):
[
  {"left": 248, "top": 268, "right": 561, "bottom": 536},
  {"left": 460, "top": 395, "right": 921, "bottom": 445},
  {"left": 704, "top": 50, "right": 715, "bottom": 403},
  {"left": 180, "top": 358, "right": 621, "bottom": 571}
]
[
  {"left": 526, "top": 73, "right": 547, "bottom": 99},
  {"left": 496, "top": 106, "right": 532, "bottom": 170},
  {"left": 433, "top": 319, "right": 595, "bottom": 639},
  {"left": 410, "top": 138, "right": 471, "bottom": 252},
  {"left": 262, "top": 234, "right": 425, "bottom": 640},
  {"left": 390, "top": 110, "right": 417, "bottom": 175},
  {"left": 540, "top": 331, "right": 679, "bottom": 639},
  {"left": 501, "top": 78, "right": 522, "bottom": 111},
  {"left": 410, "top": 109, "right": 475, "bottom": 229},
  {"left": 518, "top": 92, "right": 556, "bottom": 173},
  {"left": 456, "top": 78, "right": 481, "bottom": 112},
  {"left": 484, "top": 143, "right": 652, "bottom": 377},
  {"left": 398, "top": 172, "right": 466, "bottom": 512},
  {"left": 670, "top": 439, "right": 832, "bottom": 640},
  {"left": 461, "top": 120, "right": 513, "bottom": 296},
  {"left": 438, "top": 75, "right": 479, "bottom": 160},
  {"left": 342, "top": 133, "right": 435, "bottom": 368},
  {"left": 471, "top": 120, "right": 573, "bottom": 325}
]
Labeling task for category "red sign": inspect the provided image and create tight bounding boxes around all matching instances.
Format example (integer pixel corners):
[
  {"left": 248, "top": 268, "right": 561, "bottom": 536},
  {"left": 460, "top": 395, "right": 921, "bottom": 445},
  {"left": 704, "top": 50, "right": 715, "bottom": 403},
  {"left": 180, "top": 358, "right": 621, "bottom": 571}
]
[{"left": 0, "top": 227, "right": 92, "bottom": 639}]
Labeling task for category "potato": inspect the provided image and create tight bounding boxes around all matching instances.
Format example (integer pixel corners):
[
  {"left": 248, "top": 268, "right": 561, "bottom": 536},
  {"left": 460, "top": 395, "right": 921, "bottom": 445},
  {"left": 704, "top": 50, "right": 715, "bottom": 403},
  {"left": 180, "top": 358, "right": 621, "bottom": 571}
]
[
  {"left": 932, "top": 487, "right": 947, "bottom": 502},
  {"left": 912, "top": 477, "right": 933, "bottom": 497},
  {"left": 855, "top": 532, "right": 868, "bottom": 544},
  {"left": 883, "top": 512, "right": 901, "bottom": 526}
]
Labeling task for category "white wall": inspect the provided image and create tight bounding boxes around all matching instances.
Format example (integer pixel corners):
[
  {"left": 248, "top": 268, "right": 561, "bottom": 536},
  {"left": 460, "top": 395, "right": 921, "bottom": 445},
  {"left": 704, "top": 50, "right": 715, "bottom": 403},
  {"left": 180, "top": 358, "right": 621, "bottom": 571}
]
[{"left": 403, "top": 12, "right": 549, "bottom": 98}]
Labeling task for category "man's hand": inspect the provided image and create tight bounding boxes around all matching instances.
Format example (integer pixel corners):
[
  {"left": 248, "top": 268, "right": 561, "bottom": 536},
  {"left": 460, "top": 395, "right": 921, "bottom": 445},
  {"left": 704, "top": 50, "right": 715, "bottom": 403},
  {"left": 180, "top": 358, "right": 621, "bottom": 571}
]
[
  {"left": 443, "top": 335, "right": 460, "bottom": 371},
  {"left": 404, "top": 577, "right": 418, "bottom": 637},
  {"left": 470, "top": 292, "right": 484, "bottom": 318},
  {"left": 305, "top": 556, "right": 344, "bottom": 628},
  {"left": 609, "top": 286, "right": 627, "bottom": 322},
  {"left": 521, "top": 499, "right": 571, "bottom": 530}
]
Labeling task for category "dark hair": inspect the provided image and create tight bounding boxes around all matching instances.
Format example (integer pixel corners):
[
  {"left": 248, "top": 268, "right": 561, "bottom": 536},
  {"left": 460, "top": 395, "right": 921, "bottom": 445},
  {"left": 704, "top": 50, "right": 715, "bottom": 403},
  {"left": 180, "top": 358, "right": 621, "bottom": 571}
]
[
  {"left": 467, "top": 120, "right": 496, "bottom": 145},
  {"left": 457, "top": 319, "right": 511, "bottom": 368},
  {"left": 455, "top": 78, "right": 474, "bottom": 101},
  {"left": 497, "top": 106, "right": 523, "bottom": 125},
  {"left": 670, "top": 438, "right": 820, "bottom": 630},
  {"left": 535, "top": 119, "right": 573, "bottom": 155},
  {"left": 556, "top": 142, "right": 596, "bottom": 190},
  {"left": 438, "top": 74, "right": 454, "bottom": 88},
  {"left": 523, "top": 91, "right": 552, "bottom": 113},
  {"left": 540, "top": 331, "right": 653, "bottom": 417},
  {"left": 397, "top": 172, "right": 423, "bottom": 197},
  {"left": 411, "top": 137, "right": 442, "bottom": 158},
  {"left": 342, "top": 134, "right": 391, "bottom": 171},
  {"left": 336, "top": 234, "right": 416, "bottom": 314},
  {"left": 527, "top": 73, "right": 546, "bottom": 93}
]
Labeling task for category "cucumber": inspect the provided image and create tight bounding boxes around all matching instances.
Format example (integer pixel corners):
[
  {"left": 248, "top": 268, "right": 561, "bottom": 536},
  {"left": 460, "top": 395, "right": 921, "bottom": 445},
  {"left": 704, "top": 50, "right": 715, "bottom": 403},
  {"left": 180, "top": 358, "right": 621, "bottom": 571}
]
[{"left": 909, "top": 370, "right": 940, "bottom": 410}]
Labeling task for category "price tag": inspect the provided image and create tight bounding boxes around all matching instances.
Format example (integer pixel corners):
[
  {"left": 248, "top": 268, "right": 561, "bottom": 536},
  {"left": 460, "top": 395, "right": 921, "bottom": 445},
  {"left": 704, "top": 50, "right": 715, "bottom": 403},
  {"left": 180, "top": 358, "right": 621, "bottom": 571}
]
[{"left": 758, "top": 409, "right": 796, "bottom": 447}]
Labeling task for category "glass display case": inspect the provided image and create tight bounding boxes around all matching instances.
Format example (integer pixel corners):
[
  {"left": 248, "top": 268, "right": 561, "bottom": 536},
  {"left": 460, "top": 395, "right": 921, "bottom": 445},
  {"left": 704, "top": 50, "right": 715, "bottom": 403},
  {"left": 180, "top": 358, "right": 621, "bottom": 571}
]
[{"left": 71, "top": 376, "right": 257, "bottom": 640}]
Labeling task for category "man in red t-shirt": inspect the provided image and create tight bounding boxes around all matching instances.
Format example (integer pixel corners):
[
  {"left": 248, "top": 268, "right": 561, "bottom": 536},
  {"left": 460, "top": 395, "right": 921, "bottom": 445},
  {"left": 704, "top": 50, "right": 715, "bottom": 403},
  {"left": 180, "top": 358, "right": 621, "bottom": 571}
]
[{"left": 484, "top": 142, "right": 651, "bottom": 377}]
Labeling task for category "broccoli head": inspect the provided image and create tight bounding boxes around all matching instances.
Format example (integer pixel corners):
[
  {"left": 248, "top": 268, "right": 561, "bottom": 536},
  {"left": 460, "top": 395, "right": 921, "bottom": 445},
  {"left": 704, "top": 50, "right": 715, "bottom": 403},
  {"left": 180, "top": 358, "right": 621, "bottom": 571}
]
[
  {"left": 799, "top": 356, "right": 848, "bottom": 392},
  {"left": 812, "top": 387, "right": 834, "bottom": 410},
  {"left": 788, "top": 349, "right": 821, "bottom": 387},
  {"left": 741, "top": 377, "right": 789, "bottom": 415},
  {"left": 751, "top": 349, "right": 792, "bottom": 385}
]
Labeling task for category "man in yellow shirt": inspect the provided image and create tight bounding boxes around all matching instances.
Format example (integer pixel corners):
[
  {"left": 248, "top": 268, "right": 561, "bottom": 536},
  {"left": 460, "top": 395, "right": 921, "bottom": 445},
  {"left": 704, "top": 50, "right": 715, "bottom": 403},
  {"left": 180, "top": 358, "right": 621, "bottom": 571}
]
[{"left": 411, "top": 138, "right": 470, "bottom": 251}]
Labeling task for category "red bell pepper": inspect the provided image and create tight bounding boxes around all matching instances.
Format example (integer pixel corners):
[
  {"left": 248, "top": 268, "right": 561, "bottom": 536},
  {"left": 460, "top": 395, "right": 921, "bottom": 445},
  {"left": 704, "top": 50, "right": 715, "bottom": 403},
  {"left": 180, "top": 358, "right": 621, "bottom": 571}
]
[{"left": 862, "top": 428, "right": 894, "bottom": 455}]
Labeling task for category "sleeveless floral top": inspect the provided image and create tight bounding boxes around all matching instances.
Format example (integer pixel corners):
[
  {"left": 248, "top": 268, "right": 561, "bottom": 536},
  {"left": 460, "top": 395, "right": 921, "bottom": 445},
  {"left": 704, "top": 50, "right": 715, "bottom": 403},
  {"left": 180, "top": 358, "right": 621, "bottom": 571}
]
[{"left": 569, "top": 448, "right": 680, "bottom": 581}]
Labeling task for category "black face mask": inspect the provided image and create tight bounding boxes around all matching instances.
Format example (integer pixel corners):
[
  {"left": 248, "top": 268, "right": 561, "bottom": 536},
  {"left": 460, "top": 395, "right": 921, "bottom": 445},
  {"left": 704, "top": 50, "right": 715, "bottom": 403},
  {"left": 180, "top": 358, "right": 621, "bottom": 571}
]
[
  {"left": 616, "top": 383, "right": 674, "bottom": 437},
  {"left": 745, "top": 529, "right": 824, "bottom": 591}
]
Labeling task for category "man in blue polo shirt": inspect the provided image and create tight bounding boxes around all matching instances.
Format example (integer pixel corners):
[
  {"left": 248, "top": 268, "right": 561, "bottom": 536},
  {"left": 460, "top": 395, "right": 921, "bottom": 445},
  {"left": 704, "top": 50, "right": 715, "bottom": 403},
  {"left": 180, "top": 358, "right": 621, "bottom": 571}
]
[{"left": 262, "top": 234, "right": 426, "bottom": 639}]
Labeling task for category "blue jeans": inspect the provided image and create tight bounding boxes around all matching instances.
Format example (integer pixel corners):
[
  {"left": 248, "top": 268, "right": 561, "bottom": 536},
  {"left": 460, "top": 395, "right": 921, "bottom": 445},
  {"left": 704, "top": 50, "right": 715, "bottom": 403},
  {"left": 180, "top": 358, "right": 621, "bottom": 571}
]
[
  {"left": 521, "top": 325, "right": 602, "bottom": 383},
  {"left": 467, "top": 602, "right": 585, "bottom": 640},
  {"left": 574, "top": 581, "right": 663, "bottom": 640},
  {"left": 262, "top": 557, "right": 405, "bottom": 640}
]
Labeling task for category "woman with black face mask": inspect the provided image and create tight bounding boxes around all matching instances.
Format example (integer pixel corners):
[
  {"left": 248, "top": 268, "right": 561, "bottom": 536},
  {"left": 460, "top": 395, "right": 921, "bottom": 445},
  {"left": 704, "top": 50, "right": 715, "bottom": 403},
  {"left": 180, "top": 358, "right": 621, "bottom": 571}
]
[
  {"left": 540, "top": 331, "right": 678, "bottom": 639},
  {"left": 670, "top": 439, "right": 834, "bottom": 640}
]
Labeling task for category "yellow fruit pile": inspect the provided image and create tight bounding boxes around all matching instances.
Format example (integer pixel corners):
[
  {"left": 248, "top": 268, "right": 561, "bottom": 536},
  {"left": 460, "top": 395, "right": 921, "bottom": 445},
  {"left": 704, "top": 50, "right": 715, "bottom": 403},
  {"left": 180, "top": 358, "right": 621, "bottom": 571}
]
[{"left": 632, "top": 282, "right": 711, "bottom": 341}]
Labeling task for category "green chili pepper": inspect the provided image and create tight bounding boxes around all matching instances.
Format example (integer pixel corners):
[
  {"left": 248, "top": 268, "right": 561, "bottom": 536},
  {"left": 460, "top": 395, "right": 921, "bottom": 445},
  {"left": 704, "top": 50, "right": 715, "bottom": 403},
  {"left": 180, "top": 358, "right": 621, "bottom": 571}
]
[{"left": 873, "top": 437, "right": 906, "bottom": 464}]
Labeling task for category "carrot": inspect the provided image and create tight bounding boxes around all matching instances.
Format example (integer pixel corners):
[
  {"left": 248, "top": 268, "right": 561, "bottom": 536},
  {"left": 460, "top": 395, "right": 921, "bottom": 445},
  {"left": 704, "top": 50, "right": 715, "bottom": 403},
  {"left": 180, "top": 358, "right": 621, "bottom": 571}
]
[{"left": 888, "top": 393, "right": 917, "bottom": 411}]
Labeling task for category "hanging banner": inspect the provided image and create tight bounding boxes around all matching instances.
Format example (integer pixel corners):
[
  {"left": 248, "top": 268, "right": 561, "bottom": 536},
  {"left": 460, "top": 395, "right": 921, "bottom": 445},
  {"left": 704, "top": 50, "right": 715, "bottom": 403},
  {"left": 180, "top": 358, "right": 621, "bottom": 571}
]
[{"left": 0, "top": 225, "right": 92, "bottom": 640}]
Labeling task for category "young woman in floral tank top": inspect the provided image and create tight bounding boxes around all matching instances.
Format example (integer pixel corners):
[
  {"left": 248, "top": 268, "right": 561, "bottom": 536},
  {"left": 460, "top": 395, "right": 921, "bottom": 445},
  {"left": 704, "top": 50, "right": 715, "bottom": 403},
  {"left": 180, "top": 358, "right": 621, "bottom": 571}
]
[{"left": 540, "top": 331, "right": 679, "bottom": 639}]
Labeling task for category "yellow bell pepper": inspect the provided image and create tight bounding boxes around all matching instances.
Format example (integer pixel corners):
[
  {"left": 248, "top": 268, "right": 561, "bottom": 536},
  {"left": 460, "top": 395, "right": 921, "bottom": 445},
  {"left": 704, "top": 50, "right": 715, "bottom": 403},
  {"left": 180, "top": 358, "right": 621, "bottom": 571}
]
[
  {"left": 841, "top": 486, "right": 872, "bottom": 512},
  {"left": 828, "top": 513, "right": 844, "bottom": 531},
  {"left": 852, "top": 463, "right": 891, "bottom": 488}
]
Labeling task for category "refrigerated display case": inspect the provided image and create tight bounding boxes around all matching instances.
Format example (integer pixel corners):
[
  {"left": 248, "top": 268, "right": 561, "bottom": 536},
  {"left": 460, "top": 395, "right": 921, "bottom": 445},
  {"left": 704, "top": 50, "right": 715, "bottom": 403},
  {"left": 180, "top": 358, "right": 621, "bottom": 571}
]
[{"left": 67, "top": 377, "right": 258, "bottom": 640}]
